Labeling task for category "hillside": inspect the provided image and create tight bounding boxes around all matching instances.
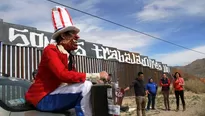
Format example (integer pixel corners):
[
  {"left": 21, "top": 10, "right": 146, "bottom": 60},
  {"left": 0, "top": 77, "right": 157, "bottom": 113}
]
[{"left": 174, "top": 58, "right": 205, "bottom": 78}]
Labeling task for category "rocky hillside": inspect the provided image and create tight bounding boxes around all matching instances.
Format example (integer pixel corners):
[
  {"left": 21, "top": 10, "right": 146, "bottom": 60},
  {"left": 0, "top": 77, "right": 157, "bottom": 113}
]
[{"left": 174, "top": 58, "right": 205, "bottom": 78}]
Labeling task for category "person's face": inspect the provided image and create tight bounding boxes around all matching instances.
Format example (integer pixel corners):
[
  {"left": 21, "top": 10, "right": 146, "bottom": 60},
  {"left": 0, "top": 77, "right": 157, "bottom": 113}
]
[
  {"left": 59, "top": 31, "right": 80, "bottom": 51},
  {"left": 176, "top": 73, "right": 180, "bottom": 78},
  {"left": 163, "top": 74, "right": 166, "bottom": 78},
  {"left": 150, "top": 79, "right": 153, "bottom": 82},
  {"left": 139, "top": 74, "right": 144, "bottom": 80}
]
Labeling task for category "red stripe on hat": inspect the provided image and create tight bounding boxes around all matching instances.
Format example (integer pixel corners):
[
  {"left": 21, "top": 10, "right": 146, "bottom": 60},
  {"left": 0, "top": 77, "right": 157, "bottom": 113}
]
[
  {"left": 52, "top": 10, "right": 57, "bottom": 30},
  {"left": 58, "top": 8, "right": 65, "bottom": 28},
  {"left": 65, "top": 8, "right": 73, "bottom": 25}
]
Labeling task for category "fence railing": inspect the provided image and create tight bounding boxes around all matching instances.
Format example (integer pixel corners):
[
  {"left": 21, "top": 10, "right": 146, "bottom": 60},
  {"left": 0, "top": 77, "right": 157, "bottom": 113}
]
[{"left": 0, "top": 42, "right": 167, "bottom": 96}]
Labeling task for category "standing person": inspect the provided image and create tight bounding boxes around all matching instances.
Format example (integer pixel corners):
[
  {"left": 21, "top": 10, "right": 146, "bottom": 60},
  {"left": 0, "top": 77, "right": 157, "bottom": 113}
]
[
  {"left": 25, "top": 6, "right": 108, "bottom": 116},
  {"left": 160, "top": 73, "right": 171, "bottom": 111},
  {"left": 146, "top": 78, "right": 158, "bottom": 110},
  {"left": 124, "top": 72, "right": 147, "bottom": 116},
  {"left": 173, "top": 72, "right": 186, "bottom": 111}
]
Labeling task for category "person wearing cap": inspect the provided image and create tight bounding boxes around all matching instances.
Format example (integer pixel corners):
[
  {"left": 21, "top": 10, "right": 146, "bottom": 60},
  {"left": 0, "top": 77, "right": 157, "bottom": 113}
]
[{"left": 25, "top": 6, "right": 108, "bottom": 116}]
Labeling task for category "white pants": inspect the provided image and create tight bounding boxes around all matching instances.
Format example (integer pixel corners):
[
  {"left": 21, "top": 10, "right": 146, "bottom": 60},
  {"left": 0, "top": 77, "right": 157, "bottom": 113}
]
[{"left": 37, "top": 81, "right": 93, "bottom": 116}]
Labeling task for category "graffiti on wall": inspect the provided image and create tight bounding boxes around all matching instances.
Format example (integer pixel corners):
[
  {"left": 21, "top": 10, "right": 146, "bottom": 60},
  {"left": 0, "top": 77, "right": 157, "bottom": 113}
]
[{"left": 0, "top": 19, "right": 170, "bottom": 73}]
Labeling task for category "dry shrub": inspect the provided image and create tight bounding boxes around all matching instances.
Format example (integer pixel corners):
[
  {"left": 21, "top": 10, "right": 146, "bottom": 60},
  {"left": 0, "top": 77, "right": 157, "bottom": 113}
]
[
  {"left": 195, "top": 98, "right": 205, "bottom": 116},
  {"left": 185, "top": 79, "right": 205, "bottom": 93}
]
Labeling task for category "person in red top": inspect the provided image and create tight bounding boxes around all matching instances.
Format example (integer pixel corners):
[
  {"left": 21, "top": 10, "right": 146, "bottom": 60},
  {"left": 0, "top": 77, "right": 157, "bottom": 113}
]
[
  {"left": 160, "top": 73, "right": 171, "bottom": 111},
  {"left": 173, "top": 72, "right": 186, "bottom": 111},
  {"left": 25, "top": 6, "right": 108, "bottom": 116}
]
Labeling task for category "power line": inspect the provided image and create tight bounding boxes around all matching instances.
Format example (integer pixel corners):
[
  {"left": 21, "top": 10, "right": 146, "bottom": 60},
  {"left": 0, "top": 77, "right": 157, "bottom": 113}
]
[{"left": 46, "top": 0, "right": 205, "bottom": 55}]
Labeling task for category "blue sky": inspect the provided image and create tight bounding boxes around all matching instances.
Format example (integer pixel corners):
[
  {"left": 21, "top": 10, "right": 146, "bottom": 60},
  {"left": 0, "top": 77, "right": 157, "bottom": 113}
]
[{"left": 0, "top": 0, "right": 205, "bottom": 66}]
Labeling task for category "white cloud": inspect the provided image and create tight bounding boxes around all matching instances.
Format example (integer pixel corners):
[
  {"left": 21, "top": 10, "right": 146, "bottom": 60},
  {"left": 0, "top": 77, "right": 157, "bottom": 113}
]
[
  {"left": 137, "top": 0, "right": 205, "bottom": 21},
  {"left": 0, "top": 0, "right": 52, "bottom": 23},
  {"left": 0, "top": 0, "right": 156, "bottom": 52},
  {"left": 152, "top": 45, "right": 205, "bottom": 66},
  {"left": 79, "top": 31, "right": 156, "bottom": 50},
  {"left": 3, "top": 0, "right": 204, "bottom": 67}
]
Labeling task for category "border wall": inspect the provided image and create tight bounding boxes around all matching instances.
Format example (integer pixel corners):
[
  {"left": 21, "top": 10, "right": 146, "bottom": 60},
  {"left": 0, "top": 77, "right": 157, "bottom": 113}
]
[{"left": 0, "top": 19, "right": 171, "bottom": 96}]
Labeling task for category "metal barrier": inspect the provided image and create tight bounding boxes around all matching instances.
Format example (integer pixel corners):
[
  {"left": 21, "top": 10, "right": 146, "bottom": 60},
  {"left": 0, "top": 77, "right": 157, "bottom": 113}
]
[
  {"left": 0, "top": 42, "right": 166, "bottom": 96},
  {"left": 0, "top": 43, "right": 42, "bottom": 81}
]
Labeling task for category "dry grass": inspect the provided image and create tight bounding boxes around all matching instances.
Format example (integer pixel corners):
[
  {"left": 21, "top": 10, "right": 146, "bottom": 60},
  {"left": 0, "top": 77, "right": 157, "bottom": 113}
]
[
  {"left": 121, "top": 78, "right": 205, "bottom": 116},
  {"left": 184, "top": 79, "right": 205, "bottom": 93},
  {"left": 195, "top": 98, "right": 205, "bottom": 116},
  {"left": 122, "top": 92, "right": 205, "bottom": 116}
]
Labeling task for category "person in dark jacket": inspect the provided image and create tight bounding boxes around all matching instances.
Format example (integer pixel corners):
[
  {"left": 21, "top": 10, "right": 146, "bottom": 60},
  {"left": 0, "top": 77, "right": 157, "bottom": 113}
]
[
  {"left": 124, "top": 72, "right": 147, "bottom": 116},
  {"left": 160, "top": 73, "right": 171, "bottom": 111},
  {"left": 146, "top": 78, "right": 158, "bottom": 110}
]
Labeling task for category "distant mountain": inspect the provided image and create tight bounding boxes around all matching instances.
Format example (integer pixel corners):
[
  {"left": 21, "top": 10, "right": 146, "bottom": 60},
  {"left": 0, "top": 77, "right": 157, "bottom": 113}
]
[{"left": 174, "top": 58, "right": 205, "bottom": 78}]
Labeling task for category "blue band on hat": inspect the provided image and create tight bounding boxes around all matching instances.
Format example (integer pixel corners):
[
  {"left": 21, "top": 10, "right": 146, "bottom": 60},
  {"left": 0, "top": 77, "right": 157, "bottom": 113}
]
[{"left": 54, "top": 27, "right": 64, "bottom": 33}]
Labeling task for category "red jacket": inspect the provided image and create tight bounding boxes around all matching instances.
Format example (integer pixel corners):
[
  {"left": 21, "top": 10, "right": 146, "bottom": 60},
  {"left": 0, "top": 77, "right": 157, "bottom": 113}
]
[
  {"left": 173, "top": 77, "right": 184, "bottom": 91},
  {"left": 25, "top": 44, "right": 86, "bottom": 106}
]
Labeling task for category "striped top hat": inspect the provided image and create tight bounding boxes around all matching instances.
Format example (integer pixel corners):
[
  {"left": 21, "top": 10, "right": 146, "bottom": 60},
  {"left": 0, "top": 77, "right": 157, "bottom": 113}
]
[{"left": 51, "top": 6, "right": 80, "bottom": 40}]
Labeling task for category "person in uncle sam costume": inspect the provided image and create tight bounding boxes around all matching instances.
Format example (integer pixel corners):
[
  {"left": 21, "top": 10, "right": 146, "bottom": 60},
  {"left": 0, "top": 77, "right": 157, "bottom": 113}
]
[{"left": 25, "top": 6, "right": 109, "bottom": 116}]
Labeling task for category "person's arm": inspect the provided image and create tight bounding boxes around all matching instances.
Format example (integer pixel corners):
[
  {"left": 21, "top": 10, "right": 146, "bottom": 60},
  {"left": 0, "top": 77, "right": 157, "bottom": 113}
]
[
  {"left": 124, "top": 80, "right": 136, "bottom": 91},
  {"left": 167, "top": 78, "right": 171, "bottom": 86},
  {"left": 160, "top": 79, "right": 163, "bottom": 86},
  {"left": 46, "top": 47, "right": 100, "bottom": 83},
  {"left": 179, "top": 78, "right": 185, "bottom": 86},
  {"left": 162, "top": 78, "right": 170, "bottom": 86},
  {"left": 160, "top": 79, "right": 168, "bottom": 87},
  {"left": 145, "top": 84, "right": 150, "bottom": 95}
]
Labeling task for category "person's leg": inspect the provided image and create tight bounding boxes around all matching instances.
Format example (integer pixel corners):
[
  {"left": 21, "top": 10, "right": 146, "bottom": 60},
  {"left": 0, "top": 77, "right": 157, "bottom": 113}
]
[
  {"left": 136, "top": 96, "right": 142, "bottom": 116},
  {"left": 152, "top": 94, "right": 156, "bottom": 110},
  {"left": 162, "top": 91, "right": 166, "bottom": 110},
  {"left": 162, "top": 91, "right": 167, "bottom": 110},
  {"left": 175, "top": 91, "right": 180, "bottom": 111},
  {"left": 78, "top": 81, "right": 93, "bottom": 116},
  {"left": 36, "top": 81, "right": 92, "bottom": 116},
  {"left": 179, "top": 90, "right": 186, "bottom": 111},
  {"left": 141, "top": 96, "right": 146, "bottom": 116},
  {"left": 146, "top": 94, "right": 151, "bottom": 110},
  {"left": 166, "top": 91, "right": 170, "bottom": 110}
]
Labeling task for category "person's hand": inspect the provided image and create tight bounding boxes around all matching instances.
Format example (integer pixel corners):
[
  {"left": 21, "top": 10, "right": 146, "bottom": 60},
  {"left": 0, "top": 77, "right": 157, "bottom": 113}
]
[
  {"left": 124, "top": 87, "right": 130, "bottom": 92},
  {"left": 99, "top": 71, "right": 108, "bottom": 81},
  {"left": 97, "top": 79, "right": 104, "bottom": 84},
  {"left": 146, "top": 90, "right": 150, "bottom": 94},
  {"left": 146, "top": 90, "right": 150, "bottom": 96}
]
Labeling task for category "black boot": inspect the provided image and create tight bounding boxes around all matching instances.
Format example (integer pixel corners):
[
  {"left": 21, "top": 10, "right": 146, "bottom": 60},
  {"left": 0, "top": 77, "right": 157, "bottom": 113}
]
[
  {"left": 183, "top": 105, "right": 186, "bottom": 111},
  {"left": 176, "top": 106, "right": 179, "bottom": 112}
]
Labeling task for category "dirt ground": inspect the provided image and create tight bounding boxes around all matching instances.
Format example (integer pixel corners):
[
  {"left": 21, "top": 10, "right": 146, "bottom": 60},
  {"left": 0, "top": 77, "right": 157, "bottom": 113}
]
[{"left": 121, "top": 91, "right": 205, "bottom": 116}]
